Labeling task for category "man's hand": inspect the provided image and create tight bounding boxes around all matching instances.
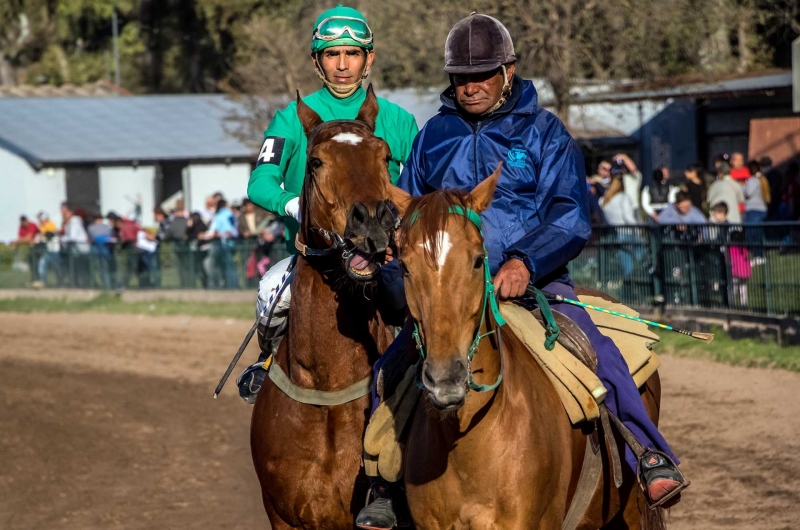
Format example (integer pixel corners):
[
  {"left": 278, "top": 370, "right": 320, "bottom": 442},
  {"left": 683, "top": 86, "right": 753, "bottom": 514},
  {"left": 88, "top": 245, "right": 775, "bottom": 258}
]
[
  {"left": 384, "top": 245, "right": 395, "bottom": 264},
  {"left": 494, "top": 258, "right": 530, "bottom": 299},
  {"left": 615, "top": 153, "right": 637, "bottom": 173}
]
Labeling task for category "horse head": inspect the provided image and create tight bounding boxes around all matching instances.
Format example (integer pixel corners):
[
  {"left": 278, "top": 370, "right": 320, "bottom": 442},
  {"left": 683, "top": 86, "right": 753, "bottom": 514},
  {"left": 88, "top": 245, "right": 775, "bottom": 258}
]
[
  {"left": 394, "top": 164, "right": 502, "bottom": 410},
  {"left": 296, "top": 84, "right": 409, "bottom": 283}
]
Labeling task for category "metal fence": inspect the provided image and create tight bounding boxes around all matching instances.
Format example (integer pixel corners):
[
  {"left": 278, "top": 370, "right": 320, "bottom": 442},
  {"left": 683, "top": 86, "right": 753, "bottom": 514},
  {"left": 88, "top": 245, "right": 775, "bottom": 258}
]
[
  {"left": 569, "top": 223, "right": 800, "bottom": 316},
  {"left": 3, "top": 223, "right": 800, "bottom": 316},
  {"left": 1, "top": 239, "right": 291, "bottom": 291}
]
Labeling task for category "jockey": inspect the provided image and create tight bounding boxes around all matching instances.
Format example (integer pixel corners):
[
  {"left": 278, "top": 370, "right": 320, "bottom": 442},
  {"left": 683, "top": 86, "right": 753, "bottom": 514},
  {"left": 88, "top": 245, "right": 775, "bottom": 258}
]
[
  {"left": 238, "top": 4, "right": 419, "bottom": 403},
  {"left": 356, "top": 13, "right": 688, "bottom": 530}
]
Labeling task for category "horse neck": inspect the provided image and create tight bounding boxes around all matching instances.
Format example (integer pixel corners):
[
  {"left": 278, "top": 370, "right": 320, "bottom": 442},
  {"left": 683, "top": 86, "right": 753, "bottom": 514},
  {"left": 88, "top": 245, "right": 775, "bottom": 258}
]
[{"left": 283, "top": 258, "right": 391, "bottom": 390}]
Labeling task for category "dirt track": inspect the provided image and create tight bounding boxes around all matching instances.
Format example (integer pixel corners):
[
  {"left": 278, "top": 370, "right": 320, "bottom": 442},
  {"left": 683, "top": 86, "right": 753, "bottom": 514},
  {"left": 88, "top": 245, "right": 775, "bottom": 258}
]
[{"left": 1, "top": 312, "right": 799, "bottom": 529}]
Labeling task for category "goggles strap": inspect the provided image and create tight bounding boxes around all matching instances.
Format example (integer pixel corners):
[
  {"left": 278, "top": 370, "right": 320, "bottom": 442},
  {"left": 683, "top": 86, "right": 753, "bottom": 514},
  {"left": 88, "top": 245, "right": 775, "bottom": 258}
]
[{"left": 313, "top": 55, "right": 369, "bottom": 99}]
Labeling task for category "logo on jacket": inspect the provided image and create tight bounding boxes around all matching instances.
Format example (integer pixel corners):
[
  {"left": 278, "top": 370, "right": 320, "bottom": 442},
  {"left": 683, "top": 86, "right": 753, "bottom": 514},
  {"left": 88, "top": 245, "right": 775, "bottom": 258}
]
[{"left": 507, "top": 146, "right": 528, "bottom": 169}]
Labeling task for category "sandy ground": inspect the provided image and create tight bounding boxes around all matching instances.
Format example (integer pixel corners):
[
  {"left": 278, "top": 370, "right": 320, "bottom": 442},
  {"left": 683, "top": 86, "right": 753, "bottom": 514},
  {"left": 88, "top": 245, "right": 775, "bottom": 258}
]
[{"left": 1, "top": 312, "right": 799, "bottom": 530}]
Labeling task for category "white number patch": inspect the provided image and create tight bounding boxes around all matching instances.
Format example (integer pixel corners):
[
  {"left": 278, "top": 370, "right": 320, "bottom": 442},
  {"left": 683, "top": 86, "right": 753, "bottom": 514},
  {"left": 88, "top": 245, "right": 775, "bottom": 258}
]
[{"left": 256, "top": 137, "right": 285, "bottom": 167}]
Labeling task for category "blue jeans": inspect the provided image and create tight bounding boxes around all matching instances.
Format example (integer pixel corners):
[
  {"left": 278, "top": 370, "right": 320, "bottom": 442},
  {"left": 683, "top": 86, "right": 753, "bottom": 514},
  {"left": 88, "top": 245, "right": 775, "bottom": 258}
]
[
  {"left": 373, "top": 281, "right": 678, "bottom": 473},
  {"left": 744, "top": 210, "right": 766, "bottom": 258},
  {"left": 38, "top": 252, "right": 62, "bottom": 285}
]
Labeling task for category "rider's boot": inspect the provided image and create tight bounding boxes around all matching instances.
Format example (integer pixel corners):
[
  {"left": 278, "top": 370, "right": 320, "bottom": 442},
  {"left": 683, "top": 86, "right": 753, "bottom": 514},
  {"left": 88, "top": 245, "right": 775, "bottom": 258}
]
[
  {"left": 237, "top": 325, "right": 282, "bottom": 404},
  {"left": 640, "top": 450, "right": 689, "bottom": 508},
  {"left": 356, "top": 478, "right": 398, "bottom": 530}
]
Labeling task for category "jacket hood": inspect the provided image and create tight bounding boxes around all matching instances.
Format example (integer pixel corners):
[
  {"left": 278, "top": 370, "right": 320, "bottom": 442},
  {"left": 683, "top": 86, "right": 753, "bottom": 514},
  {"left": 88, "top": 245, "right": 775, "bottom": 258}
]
[{"left": 439, "top": 75, "right": 538, "bottom": 116}]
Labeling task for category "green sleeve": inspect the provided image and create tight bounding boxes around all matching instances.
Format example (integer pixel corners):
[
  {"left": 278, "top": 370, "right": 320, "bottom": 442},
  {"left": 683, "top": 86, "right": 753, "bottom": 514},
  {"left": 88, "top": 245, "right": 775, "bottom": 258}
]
[
  {"left": 396, "top": 112, "right": 419, "bottom": 184},
  {"left": 247, "top": 105, "right": 300, "bottom": 216}
]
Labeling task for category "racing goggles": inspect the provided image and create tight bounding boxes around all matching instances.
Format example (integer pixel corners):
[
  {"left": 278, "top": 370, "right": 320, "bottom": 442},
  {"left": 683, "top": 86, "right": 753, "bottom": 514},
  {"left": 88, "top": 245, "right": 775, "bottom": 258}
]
[{"left": 313, "top": 16, "right": 373, "bottom": 46}]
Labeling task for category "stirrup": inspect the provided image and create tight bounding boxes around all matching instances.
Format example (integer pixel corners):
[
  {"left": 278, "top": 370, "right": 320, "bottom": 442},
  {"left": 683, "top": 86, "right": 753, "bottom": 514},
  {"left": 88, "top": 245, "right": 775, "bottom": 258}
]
[{"left": 638, "top": 450, "right": 690, "bottom": 509}]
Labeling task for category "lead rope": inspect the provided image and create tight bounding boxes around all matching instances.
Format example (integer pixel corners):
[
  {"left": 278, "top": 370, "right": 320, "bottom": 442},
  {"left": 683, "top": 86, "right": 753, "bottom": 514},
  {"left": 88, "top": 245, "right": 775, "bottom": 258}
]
[{"left": 531, "top": 286, "right": 560, "bottom": 350}]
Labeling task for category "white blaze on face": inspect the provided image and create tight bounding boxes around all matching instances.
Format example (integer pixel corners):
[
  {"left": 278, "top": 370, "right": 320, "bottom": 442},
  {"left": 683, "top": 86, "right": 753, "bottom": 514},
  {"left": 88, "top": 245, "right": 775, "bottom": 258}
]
[
  {"left": 421, "top": 230, "right": 452, "bottom": 271},
  {"left": 331, "top": 132, "right": 363, "bottom": 145}
]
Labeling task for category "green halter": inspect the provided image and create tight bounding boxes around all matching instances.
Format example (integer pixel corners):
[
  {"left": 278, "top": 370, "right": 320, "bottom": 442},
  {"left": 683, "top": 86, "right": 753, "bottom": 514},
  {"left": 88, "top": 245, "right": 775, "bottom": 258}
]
[{"left": 408, "top": 205, "right": 507, "bottom": 393}]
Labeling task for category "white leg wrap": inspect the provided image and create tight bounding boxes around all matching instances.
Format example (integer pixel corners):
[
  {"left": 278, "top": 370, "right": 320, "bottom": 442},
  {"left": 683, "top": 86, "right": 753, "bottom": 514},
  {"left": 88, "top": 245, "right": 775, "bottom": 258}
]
[{"left": 255, "top": 256, "right": 295, "bottom": 328}]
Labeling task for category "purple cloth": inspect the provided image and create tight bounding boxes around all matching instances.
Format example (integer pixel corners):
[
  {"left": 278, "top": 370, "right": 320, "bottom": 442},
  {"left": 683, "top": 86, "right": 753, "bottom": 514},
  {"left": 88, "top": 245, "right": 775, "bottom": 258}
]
[{"left": 373, "top": 282, "right": 678, "bottom": 473}]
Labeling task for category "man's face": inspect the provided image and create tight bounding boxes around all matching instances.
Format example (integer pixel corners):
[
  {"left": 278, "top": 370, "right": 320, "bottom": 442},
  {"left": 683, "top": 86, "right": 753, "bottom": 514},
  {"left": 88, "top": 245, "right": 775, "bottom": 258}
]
[
  {"left": 245, "top": 203, "right": 255, "bottom": 214},
  {"left": 155, "top": 212, "right": 165, "bottom": 222},
  {"left": 676, "top": 200, "right": 692, "bottom": 215},
  {"left": 731, "top": 153, "right": 744, "bottom": 169},
  {"left": 712, "top": 211, "right": 727, "bottom": 223},
  {"left": 598, "top": 162, "right": 611, "bottom": 179},
  {"left": 315, "top": 46, "right": 373, "bottom": 87},
  {"left": 453, "top": 64, "right": 515, "bottom": 116}
]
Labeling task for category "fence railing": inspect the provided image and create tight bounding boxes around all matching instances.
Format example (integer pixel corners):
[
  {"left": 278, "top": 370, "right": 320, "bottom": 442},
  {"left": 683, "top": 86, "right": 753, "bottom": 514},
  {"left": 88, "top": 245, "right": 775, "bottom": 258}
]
[
  {"left": 2, "top": 239, "right": 291, "bottom": 291},
  {"left": 3, "top": 223, "right": 800, "bottom": 316},
  {"left": 569, "top": 223, "right": 800, "bottom": 316}
]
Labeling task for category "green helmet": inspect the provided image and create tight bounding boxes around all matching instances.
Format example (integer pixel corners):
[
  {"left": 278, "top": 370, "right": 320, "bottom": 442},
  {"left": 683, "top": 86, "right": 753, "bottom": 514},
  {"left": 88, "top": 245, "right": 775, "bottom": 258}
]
[{"left": 311, "top": 5, "right": 374, "bottom": 54}]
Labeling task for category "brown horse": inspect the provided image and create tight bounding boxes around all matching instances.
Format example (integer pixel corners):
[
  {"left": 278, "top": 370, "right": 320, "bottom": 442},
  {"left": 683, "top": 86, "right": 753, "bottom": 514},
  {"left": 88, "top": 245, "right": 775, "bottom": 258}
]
[
  {"left": 250, "top": 87, "right": 411, "bottom": 529},
  {"left": 393, "top": 168, "right": 665, "bottom": 529}
]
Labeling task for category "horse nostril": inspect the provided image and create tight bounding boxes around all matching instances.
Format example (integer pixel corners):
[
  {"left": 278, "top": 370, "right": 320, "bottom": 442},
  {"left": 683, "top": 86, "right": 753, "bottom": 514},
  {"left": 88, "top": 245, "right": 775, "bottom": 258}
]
[
  {"left": 349, "top": 202, "right": 368, "bottom": 227},
  {"left": 422, "top": 362, "right": 435, "bottom": 389}
]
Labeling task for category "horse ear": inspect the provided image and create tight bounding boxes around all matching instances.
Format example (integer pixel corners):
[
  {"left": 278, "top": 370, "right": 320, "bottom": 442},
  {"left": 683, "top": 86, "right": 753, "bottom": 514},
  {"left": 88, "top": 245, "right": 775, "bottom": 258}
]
[
  {"left": 467, "top": 162, "right": 502, "bottom": 213},
  {"left": 387, "top": 184, "right": 411, "bottom": 217},
  {"left": 355, "top": 84, "right": 379, "bottom": 130},
  {"left": 296, "top": 91, "right": 323, "bottom": 137}
]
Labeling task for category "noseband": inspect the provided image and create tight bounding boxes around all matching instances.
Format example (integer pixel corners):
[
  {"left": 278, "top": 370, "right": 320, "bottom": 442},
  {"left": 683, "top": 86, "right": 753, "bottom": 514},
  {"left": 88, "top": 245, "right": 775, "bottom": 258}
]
[{"left": 407, "top": 205, "right": 507, "bottom": 393}]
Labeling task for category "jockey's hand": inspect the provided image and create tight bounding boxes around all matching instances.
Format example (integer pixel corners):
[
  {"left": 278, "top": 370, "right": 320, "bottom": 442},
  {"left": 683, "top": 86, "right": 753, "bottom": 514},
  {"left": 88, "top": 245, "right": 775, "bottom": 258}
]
[
  {"left": 384, "top": 245, "right": 395, "bottom": 264},
  {"left": 494, "top": 258, "right": 530, "bottom": 300}
]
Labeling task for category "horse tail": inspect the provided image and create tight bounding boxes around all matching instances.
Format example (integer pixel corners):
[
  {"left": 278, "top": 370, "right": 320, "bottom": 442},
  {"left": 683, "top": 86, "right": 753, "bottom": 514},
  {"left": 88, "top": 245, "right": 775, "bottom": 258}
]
[{"left": 641, "top": 504, "right": 667, "bottom": 530}]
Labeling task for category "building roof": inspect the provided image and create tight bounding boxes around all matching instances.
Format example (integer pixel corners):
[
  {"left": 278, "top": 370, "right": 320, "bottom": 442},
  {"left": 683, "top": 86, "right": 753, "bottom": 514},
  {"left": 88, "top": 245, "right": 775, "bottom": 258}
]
[
  {"left": 0, "top": 94, "right": 254, "bottom": 168},
  {"left": 0, "top": 80, "right": 131, "bottom": 98}
]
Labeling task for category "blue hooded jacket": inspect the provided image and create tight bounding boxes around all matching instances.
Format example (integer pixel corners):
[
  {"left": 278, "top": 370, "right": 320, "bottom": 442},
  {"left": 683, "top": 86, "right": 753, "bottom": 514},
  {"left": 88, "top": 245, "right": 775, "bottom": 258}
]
[{"left": 397, "top": 76, "right": 591, "bottom": 287}]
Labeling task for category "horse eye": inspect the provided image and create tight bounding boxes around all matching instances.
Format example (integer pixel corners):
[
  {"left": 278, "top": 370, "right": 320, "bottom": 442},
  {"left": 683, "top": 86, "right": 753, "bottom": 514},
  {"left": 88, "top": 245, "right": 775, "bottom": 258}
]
[
  {"left": 309, "top": 157, "right": 323, "bottom": 170},
  {"left": 385, "top": 155, "right": 392, "bottom": 166},
  {"left": 473, "top": 256, "right": 483, "bottom": 270}
]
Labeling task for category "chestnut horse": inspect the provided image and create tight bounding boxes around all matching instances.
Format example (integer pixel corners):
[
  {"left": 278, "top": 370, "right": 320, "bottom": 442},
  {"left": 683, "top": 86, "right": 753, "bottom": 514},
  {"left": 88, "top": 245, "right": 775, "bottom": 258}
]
[
  {"left": 393, "top": 168, "right": 665, "bottom": 529},
  {"left": 250, "top": 87, "right": 410, "bottom": 529}
]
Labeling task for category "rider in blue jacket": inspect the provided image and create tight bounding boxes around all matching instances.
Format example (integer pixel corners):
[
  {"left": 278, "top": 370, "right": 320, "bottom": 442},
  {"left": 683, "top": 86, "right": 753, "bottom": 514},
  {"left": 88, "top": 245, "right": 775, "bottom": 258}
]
[{"left": 357, "top": 13, "right": 688, "bottom": 530}]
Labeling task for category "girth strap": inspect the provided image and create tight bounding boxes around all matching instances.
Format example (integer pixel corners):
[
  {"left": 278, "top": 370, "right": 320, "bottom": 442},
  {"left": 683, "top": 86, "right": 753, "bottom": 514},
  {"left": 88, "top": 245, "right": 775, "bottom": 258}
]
[
  {"left": 267, "top": 360, "right": 373, "bottom": 406},
  {"left": 562, "top": 433, "right": 603, "bottom": 530}
]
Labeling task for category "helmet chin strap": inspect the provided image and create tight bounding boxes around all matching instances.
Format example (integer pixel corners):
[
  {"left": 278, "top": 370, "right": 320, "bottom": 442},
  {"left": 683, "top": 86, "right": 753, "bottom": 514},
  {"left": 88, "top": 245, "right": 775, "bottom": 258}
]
[
  {"left": 481, "top": 65, "right": 511, "bottom": 117},
  {"left": 314, "top": 56, "right": 369, "bottom": 99}
]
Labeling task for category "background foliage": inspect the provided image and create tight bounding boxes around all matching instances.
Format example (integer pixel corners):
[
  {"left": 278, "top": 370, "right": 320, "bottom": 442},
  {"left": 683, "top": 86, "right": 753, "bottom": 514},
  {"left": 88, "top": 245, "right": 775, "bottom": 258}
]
[{"left": 0, "top": 0, "right": 797, "bottom": 104}]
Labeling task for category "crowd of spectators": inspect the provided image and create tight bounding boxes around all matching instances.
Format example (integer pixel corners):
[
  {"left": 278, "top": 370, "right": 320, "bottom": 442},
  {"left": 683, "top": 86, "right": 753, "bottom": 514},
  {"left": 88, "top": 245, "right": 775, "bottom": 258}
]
[
  {"left": 10, "top": 193, "right": 284, "bottom": 290},
  {"left": 585, "top": 152, "right": 800, "bottom": 306}
]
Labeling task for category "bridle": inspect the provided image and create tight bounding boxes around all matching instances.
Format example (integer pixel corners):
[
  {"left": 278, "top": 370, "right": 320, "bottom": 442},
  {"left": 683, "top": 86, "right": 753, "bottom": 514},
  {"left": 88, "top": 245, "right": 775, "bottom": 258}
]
[
  {"left": 293, "top": 119, "right": 399, "bottom": 275},
  {"left": 407, "top": 205, "right": 507, "bottom": 393}
]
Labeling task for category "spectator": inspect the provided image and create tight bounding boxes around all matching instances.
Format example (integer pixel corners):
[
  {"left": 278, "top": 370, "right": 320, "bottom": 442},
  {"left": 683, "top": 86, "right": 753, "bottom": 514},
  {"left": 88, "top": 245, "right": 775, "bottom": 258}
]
[
  {"left": 612, "top": 153, "right": 642, "bottom": 217},
  {"left": 707, "top": 160, "right": 744, "bottom": 224},
  {"left": 730, "top": 152, "right": 750, "bottom": 181},
  {"left": 136, "top": 226, "right": 160, "bottom": 288},
  {"left": 789, "top": 162, "right": 800, "bottom": 221},
  {"left": 163, "top": 204, "right": 191, "bottom": 287},
  {"left": 108, "top": 211, "right": 141, "bottom": 288},
  {"left": 710, "top": 202, "right": 729, "bottom": 224},
  {"left": 760, "top": 157, "right": 782, "bottom": 220},
  {"left": 237, "top": 198, "right": 272, "bottom": 239},
  {"left": 187, "top": 212, "right": 210, "bottom": 288},
  {"left": 600, "top": 176, "right": 637, "bottom": 226},
  {"left": 36, "top": 212, "right": 57, "bottom": 236},
  {"left": 13, "top": 216, "right": 39, "bottom": 246},
  {"left": 729, "top": 230, "right": 751, "bottom": 307},
  {"left": 87, "top": 213, "right": 114, "bottom": 289},
  {"left": 154, "top": 207, "right": 170, "bottom": 242},
  {"left": 641, "top": 168, "right": 678, "bottom": 223},
  {"left": 60, "top": 203, "right": 90, "bottom": 287},
  {"left": 682, "top": 163, "right": 707, "bottom": 212},
  {"left": 657, "top": 191, "right": 707, "bottom": 225},
  {"left": 743, "top": 160, "right": 768, "bottom": 264},
  {"left": 212, "top": 198, "right": 239, "bottom": 288},
  {"left": 591, "top": 160, "right": 612, "bottom": 187},
  {"left": 201, "top": 195, "right": 218, "bottom": 225}
]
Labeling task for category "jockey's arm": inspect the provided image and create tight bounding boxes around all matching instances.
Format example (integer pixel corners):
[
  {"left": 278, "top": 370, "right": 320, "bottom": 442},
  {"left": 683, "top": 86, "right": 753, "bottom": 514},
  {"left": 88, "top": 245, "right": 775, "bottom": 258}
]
[
  {"left": 502, "top": 123, "right": 591, "bottom": 285},
  {"left": 247, "top": 107, "right": 301, "bottom": 218}
]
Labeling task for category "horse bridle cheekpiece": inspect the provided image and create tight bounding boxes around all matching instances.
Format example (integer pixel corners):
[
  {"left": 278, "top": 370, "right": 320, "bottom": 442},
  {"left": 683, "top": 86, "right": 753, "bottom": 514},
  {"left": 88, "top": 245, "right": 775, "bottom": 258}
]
[{"left": 408, "top": 206, "right": 507, "bottom": 393}]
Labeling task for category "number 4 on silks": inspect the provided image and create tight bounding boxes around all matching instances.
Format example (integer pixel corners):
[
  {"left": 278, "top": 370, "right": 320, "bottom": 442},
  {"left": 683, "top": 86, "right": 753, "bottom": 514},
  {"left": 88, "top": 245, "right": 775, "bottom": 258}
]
[{"left": 256, "top": 137, "right": 286, "bottom": 167}]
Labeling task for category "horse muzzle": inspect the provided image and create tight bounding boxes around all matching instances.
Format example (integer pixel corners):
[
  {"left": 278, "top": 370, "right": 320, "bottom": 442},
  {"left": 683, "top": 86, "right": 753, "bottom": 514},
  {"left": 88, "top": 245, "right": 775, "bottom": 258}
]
[
  {"left": 343, "top": 200, "right": 396, "bottom": 282},
  {"left": 421, "top": 358, "right": 468, "bottom": 411}
]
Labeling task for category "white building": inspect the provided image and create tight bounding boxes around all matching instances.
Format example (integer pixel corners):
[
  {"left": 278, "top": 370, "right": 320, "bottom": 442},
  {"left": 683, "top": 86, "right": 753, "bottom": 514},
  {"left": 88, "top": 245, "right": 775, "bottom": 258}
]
[{"left": 0, "top": 95, "right": 257, "bottom": 242}]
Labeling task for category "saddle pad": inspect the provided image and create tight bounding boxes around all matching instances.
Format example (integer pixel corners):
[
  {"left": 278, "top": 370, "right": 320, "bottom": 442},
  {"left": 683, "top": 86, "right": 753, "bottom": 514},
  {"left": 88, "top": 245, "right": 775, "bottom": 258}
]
[{"left": 500, "top": 295, "right": 661, "bottom": 425}]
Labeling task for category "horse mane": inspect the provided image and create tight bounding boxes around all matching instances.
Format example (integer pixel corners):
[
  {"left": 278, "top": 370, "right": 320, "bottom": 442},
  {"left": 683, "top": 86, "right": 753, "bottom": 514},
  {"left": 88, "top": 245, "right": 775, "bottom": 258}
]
[{"left": 401, "top": 189, "right": 471, "bottom": 268}]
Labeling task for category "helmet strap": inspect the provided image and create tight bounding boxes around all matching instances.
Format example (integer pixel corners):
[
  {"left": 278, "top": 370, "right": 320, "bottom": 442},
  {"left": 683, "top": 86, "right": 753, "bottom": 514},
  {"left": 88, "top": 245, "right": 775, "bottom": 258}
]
[
  {"left": 314, "top": 54, "right": 369, "bottom": 99},
  {"left": 481, "top": 65, "right": 512, "bottom": 116}
]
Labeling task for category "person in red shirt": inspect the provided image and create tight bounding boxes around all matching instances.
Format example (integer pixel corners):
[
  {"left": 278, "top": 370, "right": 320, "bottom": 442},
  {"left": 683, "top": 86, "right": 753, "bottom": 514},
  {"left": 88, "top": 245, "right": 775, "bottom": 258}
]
[{"left": 14, "top": 216, "right": 39, "bottom": 244}]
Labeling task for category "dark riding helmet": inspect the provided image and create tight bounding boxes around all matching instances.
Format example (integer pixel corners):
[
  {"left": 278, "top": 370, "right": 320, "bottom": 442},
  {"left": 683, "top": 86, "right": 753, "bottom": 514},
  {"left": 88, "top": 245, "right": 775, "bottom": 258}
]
[{"left": 444, "top": 13, "right": 516, "bottom": 74}]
